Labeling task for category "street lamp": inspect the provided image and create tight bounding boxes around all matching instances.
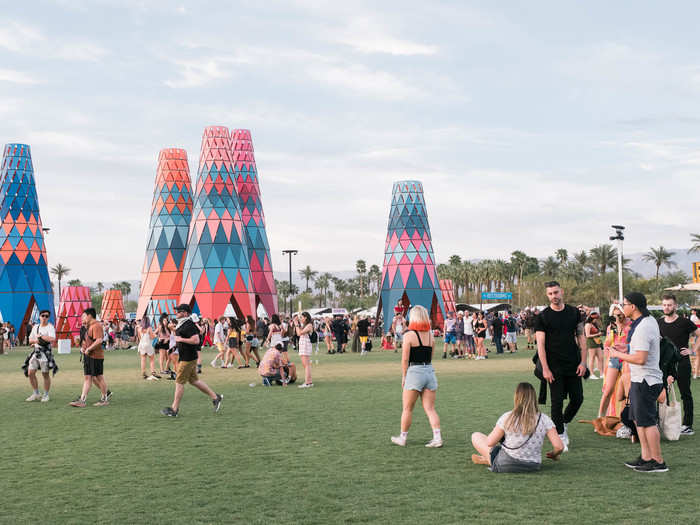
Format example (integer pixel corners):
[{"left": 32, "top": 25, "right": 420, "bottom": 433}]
[
  {"left": 610, "top": 225, "right": 625, "bottom": 304},
  {"left": 282, "top": 250, "right": 298, "bottom": 316}
]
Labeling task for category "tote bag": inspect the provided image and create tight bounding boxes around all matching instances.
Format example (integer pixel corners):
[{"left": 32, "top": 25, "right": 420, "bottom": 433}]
[{"left": 659, "top": 385, "right": 681, "bottom": 441}]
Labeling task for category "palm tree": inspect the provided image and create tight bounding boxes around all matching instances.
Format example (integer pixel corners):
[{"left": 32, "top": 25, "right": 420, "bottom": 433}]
[
  {"left": 314, "top": 274, "right": 330, "bottom": 306},
  {"left": 50, "top": 263, "right": 70, "bottom": 300},
  {"left": 96, "top": 282, "right": 104, "bottom": 293},
  {"left": 355, "top": 259, "right": 367, "bottom": 296},
  {"left": 67, "top": 279, "right": 82, "bottom": 287},
  {"left": 555, "top": 249, "right": 568, "bottom": 265},
  {"left": 540, "top": 257, "right": 560, "bottom": 278},
  {"left": 298, "top": 265, "right": 317, "bottom": 293},
  {"left": 642, "top": 246, "right": 677, "bottom": 283},
  {"left": 689, "top": 233, "right": 700, "bottom": 254},
  {"left": 589, "top": 244, "right": 617, "bottom": 274},
  {"left": 510, "top": 251, "right": 529, "bottom": 306},
  {"left": 367, "top": 264, "right": 381, "bottom": 295}
]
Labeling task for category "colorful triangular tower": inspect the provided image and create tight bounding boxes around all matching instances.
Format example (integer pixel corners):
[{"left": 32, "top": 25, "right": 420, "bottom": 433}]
[
  {"left": 136, "top": 148, "right": 193, "bottom": 320},
  {"left": 180, "top": 126, "right": 256, "bottom": 320},
  {"left": 0, "top": 143, "right": 54, "bottom": 340},
  {"left": 377, "top": 180, "right": 445, "bottom": 327},
  {"left": 56, "top": 285, "right": 91, "bottom": 344},
  {"left": 230, "top": 129, "right": 278, "bottom": 317}
]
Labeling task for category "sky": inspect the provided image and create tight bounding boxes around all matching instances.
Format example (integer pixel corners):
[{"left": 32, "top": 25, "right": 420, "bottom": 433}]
[{"left": 2, "top": 1, "right": 700, "bottom": 283}]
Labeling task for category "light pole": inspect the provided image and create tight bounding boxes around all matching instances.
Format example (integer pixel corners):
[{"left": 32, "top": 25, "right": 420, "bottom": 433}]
[
  {"left": 282, "top": 250, "right": 298, "bottom": 316},
  {"left": 610, "top": 225, "right": 625, "bottom": 304}
]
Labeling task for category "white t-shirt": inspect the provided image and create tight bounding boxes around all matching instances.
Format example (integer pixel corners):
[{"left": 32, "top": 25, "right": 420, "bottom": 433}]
[
  {"left": 496, "top": 411, "right": 555, "bottom": 464},
  {"left": 691, "top": 314, "right": 700, "bottom": 326},
  {"left": 30, "top": 323, "right": 55, "bottom": 349},
  {"left": 464, "top": 317, "right": 474, "bottom": 335},
  {"left": 628, "top": 315, "right": 662, "bottom": 386},
  {"left": 214, "top": 322, "right": 225, "bottom": 344}
]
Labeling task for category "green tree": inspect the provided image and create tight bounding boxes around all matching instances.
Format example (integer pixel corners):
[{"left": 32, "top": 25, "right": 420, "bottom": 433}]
[
  {"left": 642, "top": 246, "right": 677, "bottom": 283},
  {"left": 96, "top": 282, "right": 104, "bottom": 293},
  {"left": 589, "top": 244, "right": 617, "bottom": 274},
  {"left": 689, "top": 233, "right": 700, "bottom": 254},
  {"left": 555, "top": 248, "right": 569, "bottom": 265},
  {"left": 314, "top": 274, "right": 331, "bottom": 307},
  {"left": 367, "top": 264, "right": 381, "bottom": 295},
  {"left": 298, "top": 266, "right": 317, "bottom": 293},
  {"left": 355, "top": 259, "right": 367, "bottom": 296},
  {"left": 67, "top": 279, "right": 82, "bottom": 287},
  {"left": 50, "top": 263, "right": 70, "bottom": 300},
  {"left": 540, "top": 256, "right": 560, "bottom": 278}
]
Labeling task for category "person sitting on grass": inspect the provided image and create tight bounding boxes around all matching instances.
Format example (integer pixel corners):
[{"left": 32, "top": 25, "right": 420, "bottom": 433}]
[
  {"left": 258, "top": 343, "right": 288, "bottom": 386},
  {"left": 471, "top": 382, "right": 564, "bottom": 472},
  {"left": 391, "top": 305, "right": 443, "bottom": 448}
]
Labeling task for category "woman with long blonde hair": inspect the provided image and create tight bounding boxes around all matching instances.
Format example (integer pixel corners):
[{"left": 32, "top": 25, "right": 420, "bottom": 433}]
[
  {"left": 391, "top": 305, "right": 443, "bottom": 448},
  {"left": 471, "top": 382, "right": 564, "bottom": 472}
]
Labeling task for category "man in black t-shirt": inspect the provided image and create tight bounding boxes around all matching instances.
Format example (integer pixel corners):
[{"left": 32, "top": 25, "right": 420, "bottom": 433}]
[
  {"left": 357, "top": 316, "right": 370, "bottom": 355},
  {"left": 534, "top": 281, "right": 587, "bottom": 451},
  {"left": 161, "top": 304, "right": 223, "bottom": 417},
  {"left": 658, "top": 294, "right": 700, "bottom": 435},
  {"left": 491, "top": 314, "right": 504, "bottom": 354}
]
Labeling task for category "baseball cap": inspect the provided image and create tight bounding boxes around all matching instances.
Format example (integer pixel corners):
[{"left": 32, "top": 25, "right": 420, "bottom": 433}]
[
  {"left": 175, "top": 304, "right": 191, "bottom": 314},
  {"left": 624, "top": 292, "right": 650, "bottom": 316}
]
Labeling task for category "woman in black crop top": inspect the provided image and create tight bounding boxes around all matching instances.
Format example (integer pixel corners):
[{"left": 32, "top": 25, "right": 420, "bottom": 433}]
[
  {"left": 474, "top": 311, "right": 487, "bottom": 360},
  {"left": 390, "top": 305, "right": 443, "bottom": 448}
]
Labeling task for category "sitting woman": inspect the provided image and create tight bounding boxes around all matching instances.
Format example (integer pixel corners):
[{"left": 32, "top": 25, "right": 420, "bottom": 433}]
[
  {"left": 381, "top": 333, "right": 394, "bottom": 350},
  {"left": 471, "top": 382, "right": 564, "bottom": 472},
  {"left": 258, "top": 343, "right": 288, "bottom": 387}
]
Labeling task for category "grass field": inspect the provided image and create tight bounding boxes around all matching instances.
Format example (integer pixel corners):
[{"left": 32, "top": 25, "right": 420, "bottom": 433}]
[{"left": 1, "top": 337, "right": 698, "bottom": 524}]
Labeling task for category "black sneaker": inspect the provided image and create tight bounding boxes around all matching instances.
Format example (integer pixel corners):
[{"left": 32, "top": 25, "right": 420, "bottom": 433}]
[
  {"left": 168, "top": 372, "right": 176, "bottom": 380},
  {"left": 624, "top": 456, "right": 645, "bottom": 469},
  {"left": 680, "top": 426, "right": 695, "bottom": 436},
  {"left": 161, "top": 407, "right": 178, "bottom": 417},
  {"left": 213, "top": 393, "right": 223, "bottom": 412},
  {"left": 105, "top": 390, "right": 112, "bottom": 401},
  {"left": 197, "top": 364, "right": 202, "bottom": 374},
  {"left": 635, "top": 460, "right": 669, "bottom": 473}
]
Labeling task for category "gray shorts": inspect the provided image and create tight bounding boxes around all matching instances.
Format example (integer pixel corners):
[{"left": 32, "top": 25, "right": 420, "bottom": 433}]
[
  {"left": 505, "top": 332, "right": 517, "bottom": 344},
  {"left": 404, "top": 364, "right": 437, "bottom": 392}
]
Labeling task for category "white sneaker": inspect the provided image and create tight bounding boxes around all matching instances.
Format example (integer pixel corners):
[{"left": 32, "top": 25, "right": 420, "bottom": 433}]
[
  {"left": 298, "top": 383, "right": 314, "bottom": 388},
  {"left": 25, "top": 393, "right": 40, "bottom": 402},
  {"left": 391, "top": 435, "right": 407, "bottom": 446},
  {"left": 210, "top": 360, "right": 218, "bottom": 368},
  {"left": 558, "top": 433, "right": 569, "bottom": 452},
  {"left": 589, "top": 373, "right": 599, "bottom": 380},
  {"left": 41, "top": 393, "right": 50, "bottom": 402},
  {"left": 425, "top": 438, "right": 444, "bottom": 448},
  {"left": 146, "top": 375, "right": 157, "bottom": 381}
]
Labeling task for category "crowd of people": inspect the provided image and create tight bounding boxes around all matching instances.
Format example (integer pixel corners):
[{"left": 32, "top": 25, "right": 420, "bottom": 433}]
[{"left": 16, "top": 283, "right": 699, "bottom": 473}]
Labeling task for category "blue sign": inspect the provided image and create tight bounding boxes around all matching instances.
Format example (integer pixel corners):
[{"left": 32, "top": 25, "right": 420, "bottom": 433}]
[{"left": 481, "top": 292, "right": 513, "bottom": 301}]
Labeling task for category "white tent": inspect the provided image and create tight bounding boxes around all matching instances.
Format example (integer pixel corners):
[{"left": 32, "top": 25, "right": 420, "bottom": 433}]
[{"left": 664, "top": 282, "right": 700, "bottom": 292}]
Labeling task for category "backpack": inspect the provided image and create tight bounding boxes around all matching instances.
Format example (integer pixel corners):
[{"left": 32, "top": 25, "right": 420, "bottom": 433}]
[
  {"left": 310, "top": 330, "right": 318, "bottom": 343},
  {"left": 506, "top": 318, "right": 516, "bottom": 332},
  {"left": 659, "top": 336, "right": 681, "bottom": 381}
]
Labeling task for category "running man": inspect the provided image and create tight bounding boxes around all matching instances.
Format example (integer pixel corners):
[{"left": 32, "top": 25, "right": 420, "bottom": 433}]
[{"left": 161, "top": 304, "right": 222, "bottom": 417}]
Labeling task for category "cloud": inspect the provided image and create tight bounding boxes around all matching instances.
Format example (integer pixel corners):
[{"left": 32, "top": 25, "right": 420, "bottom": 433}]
[
  {"left": 0, "top": 19, "right": 107, "bottom": 62},
  {"left": 306, "top": 62, "right": 424, "bottom": 100},
  {"left": 0, "top": 69, "right": 39, "bottom": 84},
  {"left": 332, "top": 17, "right": 437, "bottom": 56}
]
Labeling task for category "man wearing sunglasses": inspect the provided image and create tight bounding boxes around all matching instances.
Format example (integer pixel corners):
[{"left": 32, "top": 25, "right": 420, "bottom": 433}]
[{"left": 24, "top": 310, "right": 57, "bottom": 402}]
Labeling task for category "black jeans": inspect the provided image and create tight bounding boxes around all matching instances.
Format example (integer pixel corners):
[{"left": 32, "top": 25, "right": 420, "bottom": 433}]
[
  {"left": 678, "top": 356, "right": 694, "bottom": 427},
  {"left": 548, "top": 372, "right": 584, "bottom": 434}
]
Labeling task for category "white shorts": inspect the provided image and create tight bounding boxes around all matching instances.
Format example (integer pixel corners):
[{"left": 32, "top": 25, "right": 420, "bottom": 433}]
[
  {"left": 28, "top": 353, "right": 49, "bottom": 373},
  {"left": 505, "top": 332, "right": 517, "bottom": 344},
  {"left": 138, "top": 341, "right": 154, "bottom": 356},
  {"left": 299, "top": 336, "right": 312, "bottom": 356}
]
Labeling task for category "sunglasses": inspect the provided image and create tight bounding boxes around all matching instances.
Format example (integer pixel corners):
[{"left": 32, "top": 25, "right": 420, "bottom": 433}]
[{"left": 40, "top": 314, "right": 49, "bottom": 318}]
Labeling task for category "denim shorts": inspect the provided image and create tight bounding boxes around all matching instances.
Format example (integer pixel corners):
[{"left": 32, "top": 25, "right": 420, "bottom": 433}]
[
  {"left": 445, "top": 332, "right": 457, "bottom": 344},
  {"left": 608, "top": 357, "right": 622, "bottom": 370},
  {"left": 404, "top": 364, "right": 438, "bottom": 392}
]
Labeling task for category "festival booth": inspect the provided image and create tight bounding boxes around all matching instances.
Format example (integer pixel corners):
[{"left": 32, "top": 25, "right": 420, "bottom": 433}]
[{"left": 376, "top": 180, "right": 445, "bottom": 329}]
